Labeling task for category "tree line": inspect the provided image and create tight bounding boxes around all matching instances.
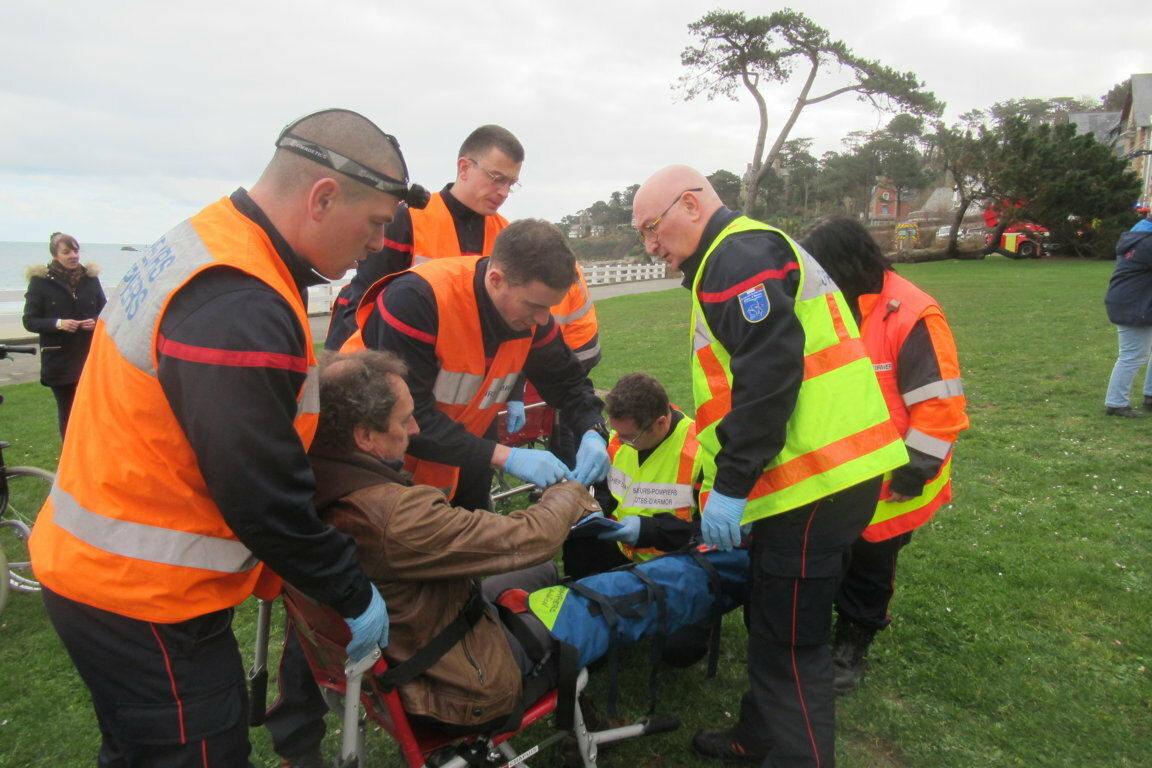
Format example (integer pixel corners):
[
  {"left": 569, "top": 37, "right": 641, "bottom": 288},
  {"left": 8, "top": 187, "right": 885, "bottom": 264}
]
[{"left": 559, "top": 8, "right": 1139, "bottom": 260}]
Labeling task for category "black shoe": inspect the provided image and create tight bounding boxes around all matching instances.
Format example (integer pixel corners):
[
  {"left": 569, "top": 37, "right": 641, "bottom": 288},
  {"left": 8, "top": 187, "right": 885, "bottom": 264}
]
[
  {"left": 1143, "top": 396, "right": 1152, "bottom": 411},
  {"left": 279, "top": 753, "right": 326, "bottom": 768},
  {"left": 1105, "top": 406, "right": 1147, "bottom": 418},
  {"left": 691, "top": 728, "right": 766, "bottom": 763},
  {"left": 832, "top": 615, "right": 877, "bottom": 695}
]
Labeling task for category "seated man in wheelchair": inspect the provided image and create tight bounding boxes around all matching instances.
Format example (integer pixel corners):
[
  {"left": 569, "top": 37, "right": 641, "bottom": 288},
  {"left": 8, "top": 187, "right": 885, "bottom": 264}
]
[{"left": 269, "top": 348, "right": 603, "bottom": 766}]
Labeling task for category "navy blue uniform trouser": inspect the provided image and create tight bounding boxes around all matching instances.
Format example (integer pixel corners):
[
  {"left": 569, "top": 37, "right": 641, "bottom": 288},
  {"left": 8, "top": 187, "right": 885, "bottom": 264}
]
[
  {"left": 728, "top": 476, "right": 881, "bottom": 768},
  {"left": 42, "top": 587, "right": 253, "bottom": 768},
  {"left": 835, "top": 530, "right": 914, "bottom": 631}
]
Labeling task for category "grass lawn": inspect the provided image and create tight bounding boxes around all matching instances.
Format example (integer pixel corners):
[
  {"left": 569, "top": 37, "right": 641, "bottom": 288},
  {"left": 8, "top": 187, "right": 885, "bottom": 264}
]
[{"left": 1, "top": 255, "right": 1150, "bottom": 767}]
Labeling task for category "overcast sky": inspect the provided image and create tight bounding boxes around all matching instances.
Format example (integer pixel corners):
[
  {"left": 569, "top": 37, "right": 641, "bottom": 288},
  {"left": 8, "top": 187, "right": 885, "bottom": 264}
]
[{"left": 1, "top": 0, "right": 1146, "bottom": 244}]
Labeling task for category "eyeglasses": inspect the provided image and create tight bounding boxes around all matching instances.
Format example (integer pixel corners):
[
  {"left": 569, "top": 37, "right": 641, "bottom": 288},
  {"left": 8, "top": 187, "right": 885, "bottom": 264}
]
[
  {"left": 616, "top": 419, "right": 655, "bottom": 448},
  {"left": 468, "top": 158, "right": 521, "bottom": 192},
  {"left": 638, "top": 187, "right": 703, "bottom": 243}
]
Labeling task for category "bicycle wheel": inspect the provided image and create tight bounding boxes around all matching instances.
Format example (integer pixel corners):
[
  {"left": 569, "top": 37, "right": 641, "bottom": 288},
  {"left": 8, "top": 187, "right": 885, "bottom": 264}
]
[
  {"left": 2, "top": 466, "right": 54, "bottom": 593},
  {"left": 0, "top": 545, "right": 8, "bottom": 615}
]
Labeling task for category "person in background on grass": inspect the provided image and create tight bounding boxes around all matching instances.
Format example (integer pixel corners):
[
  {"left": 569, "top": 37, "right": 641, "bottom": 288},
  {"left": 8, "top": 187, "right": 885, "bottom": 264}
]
[
  {"left": 633, "top": 165, "right": 906, "bottom": 767},
  {"left": 29, "top": 108, "right": 415, "bottom": 768},
  {"left": 22, "top": 232, "right": 106, "bottom": 436},
  {"left": 1102, "top": 205, "right": 1152, "bottom": 417},
  {"left": 800, "top": 215, "right": 969, "bottom": 694}
]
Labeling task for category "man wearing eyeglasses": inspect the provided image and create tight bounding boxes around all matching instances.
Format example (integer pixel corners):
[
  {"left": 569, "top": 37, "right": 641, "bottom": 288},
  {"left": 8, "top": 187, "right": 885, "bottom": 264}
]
[
  {"left": 324, "top": 124, "right": 524, "bottom": 350},
  {"left": 30, "top": 109, "right": 416, "bottom": 768},
  {"left": 632, "top": 166, "right": 906, "bottom": 767}
]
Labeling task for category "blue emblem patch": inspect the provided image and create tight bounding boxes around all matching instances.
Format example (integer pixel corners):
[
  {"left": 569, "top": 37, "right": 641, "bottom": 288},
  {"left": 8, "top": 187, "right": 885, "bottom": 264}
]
[{"left": 738, "top": 283, "right": 770, "bottom": 323}]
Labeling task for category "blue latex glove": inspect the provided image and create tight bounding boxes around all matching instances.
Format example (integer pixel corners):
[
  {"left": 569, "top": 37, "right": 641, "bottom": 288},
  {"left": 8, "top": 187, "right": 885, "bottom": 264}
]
[
  {"left": 505, "top": 400, "right": 526, "bottom": 434},
  {"left": 597, "top": 515, "right": 641, "bottom": 545},
  {"left": 700, "top": 491, "right": 747, "bottom": 551},
  {"left": 505, "top": 447, "right": 571, "bottom": 488},
  {"left": 571, "top": 431, "right": 610, "bottom": 485},
  {"left": 344, "top": 584, "right": 389, "bottom": 660}
]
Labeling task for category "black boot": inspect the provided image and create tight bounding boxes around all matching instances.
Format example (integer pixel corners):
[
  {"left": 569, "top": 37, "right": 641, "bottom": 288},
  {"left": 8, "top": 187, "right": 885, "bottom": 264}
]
[
  {"left": 1144, "top": 395, "right": 1152, "bottom": 411},
  {"left": 831, "top": 615, "right": 877, "bottom": 695}
]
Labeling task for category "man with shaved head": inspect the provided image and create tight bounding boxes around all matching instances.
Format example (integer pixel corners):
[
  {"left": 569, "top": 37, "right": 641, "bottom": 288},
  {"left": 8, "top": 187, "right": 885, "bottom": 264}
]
[
  {"left": 633, "top": 166, "right": 906, "bottom": 767},
  {"left": 30, "top": 109, "right": 421, "bottom": 768}
]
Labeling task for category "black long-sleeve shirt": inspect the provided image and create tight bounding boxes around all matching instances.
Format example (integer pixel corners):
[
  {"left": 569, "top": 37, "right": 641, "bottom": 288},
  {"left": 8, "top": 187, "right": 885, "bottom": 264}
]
[
  {"left": 324, "top": 184, "right": 487, "bottom": 350},
  {"left": 156, "top": 189, "right": 372, "bottom": 618},
  {"left": 680, "top": 208, "right": 807, "bottom": 499},
  {"left": 360, "top": 257, "right": 604, "bottom": 470}
]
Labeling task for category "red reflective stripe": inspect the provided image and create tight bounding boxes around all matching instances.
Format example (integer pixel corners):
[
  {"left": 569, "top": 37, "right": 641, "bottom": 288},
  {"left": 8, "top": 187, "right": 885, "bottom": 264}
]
[
  {"left": 824, "top": 293, "right": 852, "bottom": 342},
  {"left": 156, "top": 334, "right": 307, "bottom": 373},
  {"left": 149, "top": 623, "right": 188, "bottom": 743},
  {"left": 335, "top": 295, "right": 350, "bottom": 307},
  {"left": 750, "top": 420, "right": 898, "bottom": 499},
  {"left": 531, "top": 323, "right": 559, "bottom": 349},
  {"left": 698, "top": 264, "right": 799, "bottom": 303},
  {"left": 378, "top": 294, "right": 437, "bottom": 345},
  {"left": 802, "top": 337, "right": 868, "bottom": 380},
  {"left": 382, "top": 237, "right": 412, "bottom": 253}
]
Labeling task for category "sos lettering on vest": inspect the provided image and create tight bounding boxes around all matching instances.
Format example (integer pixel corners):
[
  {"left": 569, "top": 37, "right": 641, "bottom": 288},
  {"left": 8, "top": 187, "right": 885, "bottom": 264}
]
[
  {"left": 119, "top": 240, "right": 178, "bottom": 321},
  {"left": 738, "top": 283, "right": 770, "bottom": 323},
  {"left": 624, "top": 482, "right": 694, "bottom": 510}
]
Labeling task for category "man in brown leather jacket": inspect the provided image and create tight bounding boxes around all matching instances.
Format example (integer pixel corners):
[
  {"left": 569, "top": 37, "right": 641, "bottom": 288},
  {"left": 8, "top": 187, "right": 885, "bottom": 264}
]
[{"left": 274, "top": 348, "right": 598, "bottom": 761}]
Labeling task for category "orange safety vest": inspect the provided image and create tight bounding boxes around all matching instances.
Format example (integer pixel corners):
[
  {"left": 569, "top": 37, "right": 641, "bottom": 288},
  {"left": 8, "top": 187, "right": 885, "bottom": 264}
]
[
  {"left": 410, "top": 191, "right": 507, "bottom": 265},
  {"left": 348, "top": 256, "right": 533, "bottom": 497},
  {"left": 858, "top": 271, "right": 967, "bottom": 541},
  {"left": 551, "top": 263, "right": 600, "bottom": 364},
  {"left": 29, "top": 197, "right": 319, "bottom": 623}
]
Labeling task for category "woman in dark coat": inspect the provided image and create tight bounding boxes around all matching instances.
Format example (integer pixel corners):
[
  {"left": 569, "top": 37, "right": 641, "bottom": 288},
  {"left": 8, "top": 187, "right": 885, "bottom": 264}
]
[{"left": 23, "top": 232, "right": 107, "bottom": 436}]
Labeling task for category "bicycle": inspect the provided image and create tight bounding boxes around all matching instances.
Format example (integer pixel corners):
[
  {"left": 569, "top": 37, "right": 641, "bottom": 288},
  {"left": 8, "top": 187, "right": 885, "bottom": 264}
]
[{"left": 0, "top": 343, "right": 54, "bottom": 598}]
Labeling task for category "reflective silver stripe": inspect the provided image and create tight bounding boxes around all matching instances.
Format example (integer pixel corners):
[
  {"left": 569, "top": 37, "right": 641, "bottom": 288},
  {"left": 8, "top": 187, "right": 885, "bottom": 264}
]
[
  {"left": 478, "top": 371, "right": 520, "bottom": 409},
  {"left": 297, "top": 365, "right": 320, "bottom": 417},
  {"left": 432, "top": 369, "right": 520, "bottom": 409},
  {"left": 433, "top": 369, "right": 484, "bottom": 405},
  {"left": 103, "top": 220, "right": 217, "bottom": 374},
  {"left": 607, "top": 466, "right": 630, "bottom": 498},
  {"left": 795, "top": 244, "right": 839, "bottom": 301},
  {"left": 905, "top": 429, "right": 953, "bottom": 460},
  {"left": 411, "top": 253, "right": 431, "bottom": 266},
  {"left": 575, "top": 342, "right": 601, "bottom": 362},
  {"left": 903, "top": 378, "right": 964, "bottom": 406},
  {"left": 553, "top": 287, "right": 593, "bottom": 325},
  {"left": 623, "top": 481, "right": 694, "bottom": 510},
  {"left": 692, "top": 308, "right": 713, "bottom": 353},
  {"left": 51, "top": 486, "right": 259, "bottom": 574}
]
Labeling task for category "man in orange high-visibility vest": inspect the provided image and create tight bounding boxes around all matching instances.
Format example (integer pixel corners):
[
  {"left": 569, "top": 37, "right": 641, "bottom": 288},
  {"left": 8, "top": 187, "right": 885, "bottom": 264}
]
[
  {"left": 801, "top": 215, "right": 968, "bottom": 696},
  {"left": 324, "top": 124, "right": 523, "bottom": 351},
  {"left": 30, "top": 109, "right": 425, "bottom": 768},
  {"left": 633, "top": 166, "right": 904, "bottom": 768}
]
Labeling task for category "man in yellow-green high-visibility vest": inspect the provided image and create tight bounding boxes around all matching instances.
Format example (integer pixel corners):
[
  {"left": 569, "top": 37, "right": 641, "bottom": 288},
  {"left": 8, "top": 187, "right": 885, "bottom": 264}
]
[{"left": 633, "top": 165, "right": 906, "bottom": 768}]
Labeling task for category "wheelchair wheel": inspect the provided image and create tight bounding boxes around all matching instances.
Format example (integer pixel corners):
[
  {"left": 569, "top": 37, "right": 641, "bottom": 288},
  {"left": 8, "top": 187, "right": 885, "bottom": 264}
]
[{"left": 2, "top": 466, "right": 54, "bottom": 593}]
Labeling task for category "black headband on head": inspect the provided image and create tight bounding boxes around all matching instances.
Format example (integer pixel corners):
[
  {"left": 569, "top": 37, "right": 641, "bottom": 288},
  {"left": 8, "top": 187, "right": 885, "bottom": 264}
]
[{"left": 275, "top": 110, "right": 429, "bottom": 209}]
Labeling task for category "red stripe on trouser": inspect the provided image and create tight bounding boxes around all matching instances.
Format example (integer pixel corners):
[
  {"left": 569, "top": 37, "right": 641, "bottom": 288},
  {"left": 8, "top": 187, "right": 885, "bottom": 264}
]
[
  {"left": 149, "top": 623, "right": 188, "bottom": 744},
  {"left": 790, "top": 503, "right": 822, "bottom": 766}
]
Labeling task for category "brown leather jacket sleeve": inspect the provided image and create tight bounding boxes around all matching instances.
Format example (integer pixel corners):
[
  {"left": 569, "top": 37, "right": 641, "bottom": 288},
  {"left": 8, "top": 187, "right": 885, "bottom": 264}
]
[{"left": 328, "top": 480, "right": 600, "bottom": 583}]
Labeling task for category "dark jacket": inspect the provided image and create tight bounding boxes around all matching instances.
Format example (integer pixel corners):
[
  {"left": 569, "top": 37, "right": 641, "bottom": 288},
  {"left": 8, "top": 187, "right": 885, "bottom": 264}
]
[
  {"left": 23, "top": 263, "right": 106, "bottom": 386},
  {"left": 1105, "top": 227, "right": 1152, "bottom": 327},
  {"left": 310, "top": 448, "right": 597, "bottom": 727}
]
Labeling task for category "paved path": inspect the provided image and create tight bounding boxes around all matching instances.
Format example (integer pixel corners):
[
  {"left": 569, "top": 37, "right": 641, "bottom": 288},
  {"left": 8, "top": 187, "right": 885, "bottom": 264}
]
[{"left": 0, "top": 277, "right": 682, "bottom": 387}]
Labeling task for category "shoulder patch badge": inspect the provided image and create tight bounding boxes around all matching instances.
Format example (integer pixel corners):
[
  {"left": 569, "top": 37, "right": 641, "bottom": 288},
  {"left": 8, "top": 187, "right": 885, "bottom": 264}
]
[{"left": 738, "top": 283, "right": 770, "bottom": 323}]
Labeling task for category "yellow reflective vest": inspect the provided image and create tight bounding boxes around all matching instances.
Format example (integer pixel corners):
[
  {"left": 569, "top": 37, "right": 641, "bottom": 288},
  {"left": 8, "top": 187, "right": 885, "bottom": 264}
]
[
  {"left": 690, "top": 217, "right": 907, "bottom": 523},
  {"left": 606, "top": 413, "right": 700, "bottom": 561}
]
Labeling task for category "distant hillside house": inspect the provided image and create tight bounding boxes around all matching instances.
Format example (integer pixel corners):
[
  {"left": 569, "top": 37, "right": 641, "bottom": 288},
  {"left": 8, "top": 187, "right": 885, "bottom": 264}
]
[
  {"left": 866, "top": 179, "right": 913, "bottom": 225},
  {"left": 1111, "top": 73, "right": 1152, "bottom": 205},
  {"left": 1066, "top": 111, "right": 1121, "bottom": 144}
]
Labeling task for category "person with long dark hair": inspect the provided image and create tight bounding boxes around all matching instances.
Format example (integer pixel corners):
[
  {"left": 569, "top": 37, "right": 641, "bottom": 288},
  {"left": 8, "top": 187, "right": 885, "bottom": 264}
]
[
  {"left": 800, "top": 215, "right": 969, "bottom": 694},
  {"left": 23, "top": 232, "right": 106, "bottom": 436}
]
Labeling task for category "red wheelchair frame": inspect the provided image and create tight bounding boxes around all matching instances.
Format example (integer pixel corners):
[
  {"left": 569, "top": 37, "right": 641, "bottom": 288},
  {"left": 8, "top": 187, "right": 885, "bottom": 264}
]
[{"left": 253, "top": 583, "right": 676, "bottom": 767}]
